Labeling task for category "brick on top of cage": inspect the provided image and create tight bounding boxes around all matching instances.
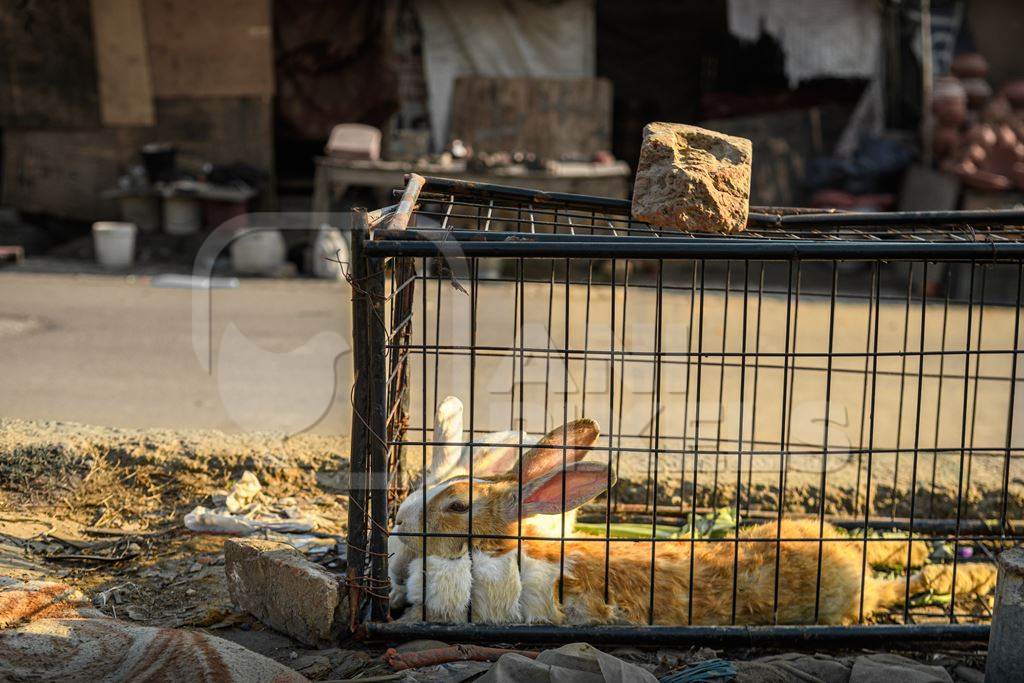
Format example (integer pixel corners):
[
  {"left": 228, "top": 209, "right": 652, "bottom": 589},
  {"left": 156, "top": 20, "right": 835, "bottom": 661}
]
[{"left": 631, "top": 123, "right": 753, "bottom": 234}]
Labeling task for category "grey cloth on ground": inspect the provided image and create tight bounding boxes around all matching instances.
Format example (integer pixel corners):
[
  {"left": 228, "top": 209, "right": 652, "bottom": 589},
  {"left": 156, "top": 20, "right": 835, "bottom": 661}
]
[{"left": 733, "top": 652, "right": 953, "bottom": 683}]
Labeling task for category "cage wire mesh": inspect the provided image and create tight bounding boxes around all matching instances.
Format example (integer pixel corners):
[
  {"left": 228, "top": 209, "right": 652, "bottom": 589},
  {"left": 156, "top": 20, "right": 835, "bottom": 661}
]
[{"left": 345, "top": 175, "right": 1024, "bottom": 644}]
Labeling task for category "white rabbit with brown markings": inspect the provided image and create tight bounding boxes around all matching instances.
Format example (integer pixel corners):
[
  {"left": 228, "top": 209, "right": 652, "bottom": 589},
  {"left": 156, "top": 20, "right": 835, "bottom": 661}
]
[
  {"left": 389, "top": 396, "right": 581, "bottom": 609},
  {"left": 392, "top": 418, "right": 996, "bottom": 625}
]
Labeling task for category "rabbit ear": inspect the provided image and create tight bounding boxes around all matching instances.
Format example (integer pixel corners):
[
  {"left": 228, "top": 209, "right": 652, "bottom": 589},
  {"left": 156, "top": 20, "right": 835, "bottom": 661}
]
[
  {"left": 469, "top": 431, "right": 524, "bottom": 478},
  {"left": 518, "top": 461, "right": 612, "bottom": 516},
  {"left": 429, "top": 396, "right": 464, "bottom": 483},
  {"left": 518, "top": 419, "right": 600, "bottom": 482}
]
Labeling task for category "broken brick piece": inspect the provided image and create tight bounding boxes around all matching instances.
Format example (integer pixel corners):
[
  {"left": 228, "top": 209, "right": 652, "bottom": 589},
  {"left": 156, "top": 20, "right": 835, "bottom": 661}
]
[
  {"left": 224, "top": 538, "right": 343, "bottom": 646},
  {"left": 631, "top": 122, "right": 752, "bottom": 233}
]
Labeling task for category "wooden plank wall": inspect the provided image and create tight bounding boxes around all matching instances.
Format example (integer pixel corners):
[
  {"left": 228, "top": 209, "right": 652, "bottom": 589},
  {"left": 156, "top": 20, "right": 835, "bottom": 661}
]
[
  {"left": 0, "top": 1, "right": 101, "bottom": 128},
  {"left": 449, "top": 77, "right": 612, "bottom": 160},
  {"left": 2, "top": 129, "right": 137, "bottom": 220},
  {"left": 91, "top": 0, "right": 155, "bottom": 126},
  {"left": 143, "top": 0, "right": 274, "bottom": 98},
  {"left": 0, "top": 0, "right": 275, "bottom": 219}
]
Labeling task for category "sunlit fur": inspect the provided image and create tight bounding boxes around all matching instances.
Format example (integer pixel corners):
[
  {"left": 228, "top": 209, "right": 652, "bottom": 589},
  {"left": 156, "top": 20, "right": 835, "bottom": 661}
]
[
  {"left": 415, "top": 483, "right": 995, "bottom": 625},
  {"left": 389, "top": 414, "right": 594, "bottom": 609},
  {"left": 394, "top": 419, "right": 997, "bottom": 626},
  {"left": 390, "top": 396, "right": 566, "bottom": 607}
]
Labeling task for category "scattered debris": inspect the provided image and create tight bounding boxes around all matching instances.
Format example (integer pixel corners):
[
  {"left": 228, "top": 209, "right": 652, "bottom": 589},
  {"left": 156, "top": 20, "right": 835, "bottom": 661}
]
[
  {"left": 292, "top": 654, "right": 331, "bottom": 679},
  {"left": 0, "top": 418, "right": 998, "bottom": 680},
  {"left": 384, "top": 644, "right": 540, "bottom": 671},
  {"left": 185, "top": 471, "right": 322, "bottom": 535}
]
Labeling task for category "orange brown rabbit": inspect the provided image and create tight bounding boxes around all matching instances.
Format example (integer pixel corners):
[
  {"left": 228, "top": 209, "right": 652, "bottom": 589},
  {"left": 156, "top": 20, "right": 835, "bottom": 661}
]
[{"left": 390, "top": 419, "right": 995, "bottom": 625}]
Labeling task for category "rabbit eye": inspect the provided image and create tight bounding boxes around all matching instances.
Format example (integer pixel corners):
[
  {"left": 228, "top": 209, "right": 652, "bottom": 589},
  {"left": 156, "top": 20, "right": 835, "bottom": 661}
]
[{"left": 447, "top": 500, "right": 469, "bottom": 513}]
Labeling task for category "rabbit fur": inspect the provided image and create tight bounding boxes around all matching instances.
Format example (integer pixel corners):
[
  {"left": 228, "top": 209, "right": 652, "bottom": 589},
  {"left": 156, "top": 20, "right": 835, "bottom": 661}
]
[
  {"left": 390, "top": 417, "right": 996, "bottom": 626},
  {"left": 389, "top": 396, "right": 581, "bottom": 608}
]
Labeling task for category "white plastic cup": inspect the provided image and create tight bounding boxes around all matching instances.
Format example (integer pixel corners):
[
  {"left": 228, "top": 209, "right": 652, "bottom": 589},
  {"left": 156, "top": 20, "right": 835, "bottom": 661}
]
[
  {"left": 230, "top": 228, "right": 286, "bottom": 275},
  {"left": 93, "top": 221, "right": 137, "bottom": 269},
  {"left": 163, "top": 196, "right": 201, "bottom": 235}
]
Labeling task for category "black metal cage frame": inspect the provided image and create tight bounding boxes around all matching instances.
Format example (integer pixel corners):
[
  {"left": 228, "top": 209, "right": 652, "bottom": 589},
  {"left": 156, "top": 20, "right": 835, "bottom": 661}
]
[{"left": 346, "top": 174, "right": 1024, "bottom": 646}]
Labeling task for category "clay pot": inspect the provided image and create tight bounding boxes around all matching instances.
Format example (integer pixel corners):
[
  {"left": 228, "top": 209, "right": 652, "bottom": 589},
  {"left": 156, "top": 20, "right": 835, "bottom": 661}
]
[
  {"left": 946, "top": 157, "right": 978, "bottom": 177},
  {"left": 951, "top": 52, "right": 989, "bottom": 79},
  {"left": 983, "top": 96, "right": 1013, "bottom": 122},
  {"left": 1003, "top": 80, "right": 1024, "bottom": 108},
  {"left": 962, "top": 168, "right": 1012, "bottom": 191},
  {"left": 986, "top": 125, "right": 1023, "bottom": 174},
  {"left": 1011, "top": 162, "right": 1024, "bottom": 190},
  {"left": 966, "top": 123, "right": 998, "bottom": 148},
  {"left": 961, "top": 78, "right": 993, "bottom": 108},
  {"left": 997, "top": 124, "right": 1019, "bottom": 149},
  {"left": 965, "top": 142, "right": 988, "bottom": 165},
  {"left": 934, "top": 98, "right": 968, "bottom": 126}
]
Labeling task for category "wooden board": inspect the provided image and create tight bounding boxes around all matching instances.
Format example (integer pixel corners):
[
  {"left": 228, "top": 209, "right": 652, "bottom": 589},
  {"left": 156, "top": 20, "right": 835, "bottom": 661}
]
[
  {"left": 143, "top": 0, "right": 274, "bottom": 97},
  {"left": 0, "top": 0, "right": 101, "bottom": 127},
  {"left": 90, "top": 0, "right": 155, "bottom": 126},
  {"left": 449, "top": 77, "right": 612, "bottom": 159}
]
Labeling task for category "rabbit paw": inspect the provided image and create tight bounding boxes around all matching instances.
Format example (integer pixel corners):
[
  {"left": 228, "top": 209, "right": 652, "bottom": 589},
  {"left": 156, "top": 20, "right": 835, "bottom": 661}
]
[
  {"left": 470, "top": 550, "right": 522, "bottom": 624},
  {"left": 390, "top": 582, "right": 408, "bottom": 609},
  {"left": 406, "top": 554, "right": 472, "bottom": 623}
]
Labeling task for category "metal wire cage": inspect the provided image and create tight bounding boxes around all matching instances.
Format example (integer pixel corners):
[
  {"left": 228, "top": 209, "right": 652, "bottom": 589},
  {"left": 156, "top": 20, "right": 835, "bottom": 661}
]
[{"left": 346, "top": 174, "right": 1024, "bottom": 645}]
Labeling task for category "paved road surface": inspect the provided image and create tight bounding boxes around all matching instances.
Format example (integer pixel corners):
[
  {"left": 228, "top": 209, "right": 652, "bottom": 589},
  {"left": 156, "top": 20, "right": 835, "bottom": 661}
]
[{"left": 1, "top": 272, "right": 353, "bottom": 435}]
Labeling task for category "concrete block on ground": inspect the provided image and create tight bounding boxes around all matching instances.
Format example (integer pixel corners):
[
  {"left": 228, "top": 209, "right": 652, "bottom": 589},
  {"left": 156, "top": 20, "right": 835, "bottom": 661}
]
[
  {"left": 987, "top": 547, "right": 1024, "bottom": 681},
  {"left": 631, "top": 122, "right": 752, "bottom": 233},
  {"left": 225, "top": 538, "right": 343, "bottom": 646}
]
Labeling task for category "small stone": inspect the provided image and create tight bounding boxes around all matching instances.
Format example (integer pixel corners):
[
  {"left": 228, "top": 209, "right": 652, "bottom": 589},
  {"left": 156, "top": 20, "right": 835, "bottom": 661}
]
[
  {"left": 631, "top": 122, "right": 752, "bottom": 233},
  {"left": 125, "top": 605, "right": 149, "bottom": 621},
  {"left": 610, "top": 646, "right": 645, "bottom": 660},
  {"left": 224, "top": 538, "right": 344, "bottom": 646},
  {"left": 292, "top": 654, "right": 331, "bottom": 679}
]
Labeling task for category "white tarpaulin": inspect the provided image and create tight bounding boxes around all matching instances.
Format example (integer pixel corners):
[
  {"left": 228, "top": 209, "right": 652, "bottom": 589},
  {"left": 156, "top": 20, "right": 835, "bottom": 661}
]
[
  {"left": 414, "top": 0, "right": 595, "bottom": 151},
  {"left": 728, "top": 0, "right": 881, "bottom": 87}
]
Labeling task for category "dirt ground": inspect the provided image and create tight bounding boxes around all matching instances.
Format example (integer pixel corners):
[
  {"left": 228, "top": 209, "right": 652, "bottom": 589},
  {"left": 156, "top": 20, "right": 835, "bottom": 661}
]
[
  {"left": 0, "top": 417, "right": 380, "bottom": 678},
  {"left": 0, "top": 417, "right": 998, "bottom": 681}
]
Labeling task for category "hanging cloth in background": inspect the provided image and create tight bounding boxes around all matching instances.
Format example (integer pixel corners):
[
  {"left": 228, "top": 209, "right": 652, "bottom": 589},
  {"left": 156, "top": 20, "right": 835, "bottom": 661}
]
[
  {"left": 728, "top": 0, "right": 881, "bottom": 88},
  {"left": 414, "top": 0, "right": 595, "bottom": 151}
]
